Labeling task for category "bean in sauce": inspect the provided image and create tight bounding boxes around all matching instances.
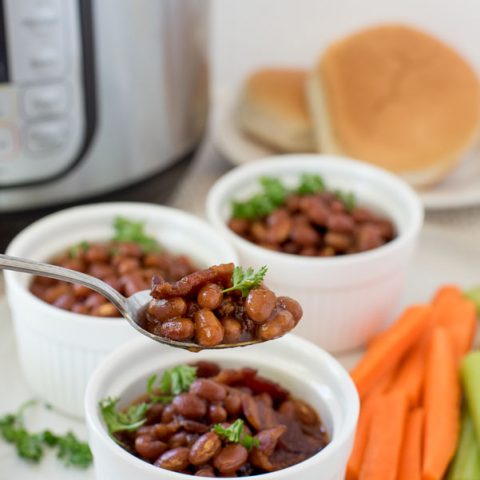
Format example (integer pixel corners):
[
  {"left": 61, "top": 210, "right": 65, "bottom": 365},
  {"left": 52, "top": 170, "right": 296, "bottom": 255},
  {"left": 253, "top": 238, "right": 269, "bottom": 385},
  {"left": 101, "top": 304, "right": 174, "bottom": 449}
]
[
  {"left": 108, "top": 362, "right": 329, "bottom": 477},
  {"left": 141, "top": 263, "right": 302, "bottom": 347},
  {"left": 228, "top": 175, "right": 396, "bottom": 256},
  {"left": 30, "top": 239, "right": 197, "bottom": 317}
]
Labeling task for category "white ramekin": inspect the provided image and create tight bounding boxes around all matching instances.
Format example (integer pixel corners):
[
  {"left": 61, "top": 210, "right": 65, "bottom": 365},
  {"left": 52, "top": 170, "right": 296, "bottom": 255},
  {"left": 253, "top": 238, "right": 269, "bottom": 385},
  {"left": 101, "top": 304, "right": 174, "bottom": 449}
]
[
  {"left": 4, "top": 202, "right": 238, "bottom": 418},
  {"left": 206, "top": 155, "right": 423, "bottom": 352},
  {"left": 85, "top": 334, "right": 359, "bottom": 480}
]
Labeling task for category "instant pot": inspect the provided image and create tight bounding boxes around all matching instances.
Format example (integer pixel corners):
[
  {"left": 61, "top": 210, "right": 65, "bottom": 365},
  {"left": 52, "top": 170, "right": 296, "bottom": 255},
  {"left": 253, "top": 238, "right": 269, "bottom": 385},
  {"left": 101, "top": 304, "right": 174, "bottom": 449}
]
[{"left": 0, "top": 0, "right": 209, "bottom": 247}]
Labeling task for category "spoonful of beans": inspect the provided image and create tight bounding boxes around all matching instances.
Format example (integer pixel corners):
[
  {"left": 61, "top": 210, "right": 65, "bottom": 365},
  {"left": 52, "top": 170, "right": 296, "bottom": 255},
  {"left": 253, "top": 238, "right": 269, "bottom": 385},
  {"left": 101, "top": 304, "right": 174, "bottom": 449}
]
[{"left": 0, "top": 256, "right": 302, "bottom": 351}]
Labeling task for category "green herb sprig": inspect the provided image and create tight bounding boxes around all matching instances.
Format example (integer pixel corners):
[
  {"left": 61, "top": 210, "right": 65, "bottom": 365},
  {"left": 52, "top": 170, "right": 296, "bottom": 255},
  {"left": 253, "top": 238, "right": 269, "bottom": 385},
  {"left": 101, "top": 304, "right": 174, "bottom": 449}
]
[
  {"left": 112, "top": 216, "right": 160, "bottom": 253},
  {"left": 68, "top": 240, "right": 90, "bottom": 258},
  {"left": 46, "top": 431, "right": 93, "bottom": 468},
  {"left": 334, "top": 190, "right": 356, "bottom": 212},
  {"left": 147, "top": 364, "right": 198, "bottom": 404},
  {"left": 296, "top": 173, "right": 326, "bottom": 195},
  {"left": 157, "top": 364, "right": 197, "bottom": 396},
  {"left": 231, "top": 177, "right": 287, "bottom": 220},
  {"left": 100, "top": 365, "right": 198, "bottom": 441},
  {"left": 0, "top": 400, "right": 92, "bottom": 468},
  {"left": 213, "top": 419, "right": 259, "bottom": 450},
  {"left": 259, "top": 177, "right": 288, "bottom": 205},
  {"left": 222, "top": 265, "right": 268, "bottom": 297},
  {"left": 99, "top": 398, "right": 149, "bottom": 438},
  {"left": 146, "top": 375, "right": 172, "bottom": 405},
  {"left": 231, "top": 174, "right": 356, "bottom": 220}
]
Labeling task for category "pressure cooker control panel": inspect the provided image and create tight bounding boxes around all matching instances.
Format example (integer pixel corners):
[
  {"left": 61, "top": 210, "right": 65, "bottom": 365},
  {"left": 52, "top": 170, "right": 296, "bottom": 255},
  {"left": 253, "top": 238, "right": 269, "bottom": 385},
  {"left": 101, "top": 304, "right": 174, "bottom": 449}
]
[{"left": 0, "top": 0, "right": 89, "bottom": 186}]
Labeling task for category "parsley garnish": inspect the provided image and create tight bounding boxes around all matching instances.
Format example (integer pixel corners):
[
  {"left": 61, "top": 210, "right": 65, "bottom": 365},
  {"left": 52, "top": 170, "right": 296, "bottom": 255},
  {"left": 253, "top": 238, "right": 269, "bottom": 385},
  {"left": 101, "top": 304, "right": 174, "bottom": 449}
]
[
  {"left": 231, "top": 176, "right": 287, "bottom": 220},
  {"left": 296, "top": 173, "right": 326, "bottom": 195},
  {"left": 100, "top": 365, "right": 198, "bottom": 441},
  {"left": 112, "top": 216, "right": 160, "bottom": 253},
  {"left": 68, "top": 241, "right": 90, "bottom": 258},
  {"left": 99, "top": 397, "right": 149, "bottom": 439},
  {"left": 0, "top": 400, "right": 92, "bottom": 468},
  {"left": 222, "top": 265, "right": 268, "bottom": 297},
  {"left": 232, "top": 195, "right": 273, "bottom": 220},
  {"left": 145, "top": 374, "right": 172, "bottom": 404},
  {"left": 231, "top": 174, "right": 355, "bottom": 220},
  {"left": 158, "top": 364, "right": 197, "bottom": 396},
  {"left": 334, "top": 190, "right": 356, "bottom": 211},
  {"left": 213, "top": 419, "right": 259, "bottom": 450},
  {"left": 146, "top": 364, "right": 198, "bottom": 403},
  {"left": 259, "top": 176, "right": 287, "bottom": 205},
  {"left": 48, "top": 431, "right": 93, "bottom": 468}
]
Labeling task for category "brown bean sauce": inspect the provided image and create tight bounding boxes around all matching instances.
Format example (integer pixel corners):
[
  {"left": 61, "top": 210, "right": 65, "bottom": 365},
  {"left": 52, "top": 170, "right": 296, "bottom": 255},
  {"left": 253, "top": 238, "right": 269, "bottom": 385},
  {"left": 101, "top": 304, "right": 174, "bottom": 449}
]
[
  {"left": 229, "top": 191, "right": 396, "bottom": 256},
  {"left": 115, "top": 362, "right": 329, "bottom": 476},
  {"left": 30, "top": 241, "right": 197, "bottom": 317},
  {"left": 141, "top": 263, "right": 302, "bottom": 346}
]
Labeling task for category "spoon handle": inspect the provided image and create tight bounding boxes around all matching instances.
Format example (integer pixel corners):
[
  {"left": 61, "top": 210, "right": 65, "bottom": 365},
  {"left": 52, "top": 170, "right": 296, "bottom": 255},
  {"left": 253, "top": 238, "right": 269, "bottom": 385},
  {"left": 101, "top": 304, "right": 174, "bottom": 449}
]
[{"left": 0, "top": 253, "right": 127, "bottom": 314}]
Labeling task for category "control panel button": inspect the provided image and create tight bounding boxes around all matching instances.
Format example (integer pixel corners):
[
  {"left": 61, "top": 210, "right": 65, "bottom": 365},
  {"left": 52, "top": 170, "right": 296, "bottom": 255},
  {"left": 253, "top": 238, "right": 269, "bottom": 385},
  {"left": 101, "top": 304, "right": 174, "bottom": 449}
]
[
  {"left": 0, "top": 88, "right": 16, "bottom": 119},
  {"left": 0, "top": 126, "right": 17, "bottom": 161},
  {"left": 27, "top": 47, "right": 64, "bottom": 79},
  {"left": 30, "top": 48, "right": 60, "bottom": 69},
  {"left": 23, "top": 84, "right": 68, "bottom": 118},
  {"left": 22, "top": 5, "right": 59, "bottom": 27},
  {"left": 22, "top": 4, "right": 61, "bottom": 40},
  {"left": 27, "top": 121, "right": 68, "bottom": 154}
]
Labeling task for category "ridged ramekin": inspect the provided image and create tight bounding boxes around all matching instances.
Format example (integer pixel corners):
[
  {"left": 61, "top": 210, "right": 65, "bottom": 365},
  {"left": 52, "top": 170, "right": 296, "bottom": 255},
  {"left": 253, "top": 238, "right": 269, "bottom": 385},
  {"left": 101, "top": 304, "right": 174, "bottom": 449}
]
[
  {"left": 4, "top": 202, "right": 238, "bottom": 418},
  {"left": 85, "top": 334, "right": 359, "bottom": 480},
  {"left": 206, "top": 155, "right": 423, "bottom": 352}
]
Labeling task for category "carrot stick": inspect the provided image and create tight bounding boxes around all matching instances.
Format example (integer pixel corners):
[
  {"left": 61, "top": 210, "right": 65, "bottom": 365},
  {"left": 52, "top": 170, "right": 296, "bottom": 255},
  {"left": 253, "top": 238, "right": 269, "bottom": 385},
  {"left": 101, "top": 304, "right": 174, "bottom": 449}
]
[
  {"left": 359, "top": 391, "right": 408, "bottom": 480},
  {"left": 422, "top": 327, "right": 461, "bottom": 480},
  {"left": 369, "top": 367, "right": 396, "bottom": 396},
  {"left": 436, "top": 299, "right": 477, "bottom": 359},
  {"left": 431, "top": 295, "right": 459, "bottom": 326},
  {"left": 351, "top": 305, "right": 432, "bottom": 398},
  {"left": 387, "top": 337, "right": 428, "bottom": 407},
  {"left": 346, "top": 395, "right": 378, "bottom": 480},
  {"left": 398, "top": 408, "right": 424, "bottom": 480},
  {"left": 347, "top": 370, "right": 396, "bottom": 479},
  {"left": 430, "top": 285, "right": 477, "bottom": 360},
  {"left": 432, "top": 285, "right": 462, "bottom": 305}
]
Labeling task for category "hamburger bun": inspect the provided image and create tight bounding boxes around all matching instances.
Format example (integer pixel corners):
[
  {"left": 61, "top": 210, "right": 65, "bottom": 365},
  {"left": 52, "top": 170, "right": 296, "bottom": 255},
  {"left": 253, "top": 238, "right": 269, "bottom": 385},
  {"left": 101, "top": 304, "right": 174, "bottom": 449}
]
[
  {"left": 236, "top": 68, "right": 315, "bottom": 152},
  {"left": 308, "top": 24, "right": 480, "bottom": 187}
]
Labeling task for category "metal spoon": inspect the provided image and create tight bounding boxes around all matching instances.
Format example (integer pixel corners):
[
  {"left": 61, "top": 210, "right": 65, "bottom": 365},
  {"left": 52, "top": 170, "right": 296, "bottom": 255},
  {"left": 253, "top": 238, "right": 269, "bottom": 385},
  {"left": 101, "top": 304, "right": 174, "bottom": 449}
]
[{"left": 0, "top": 254, "right": 259, "bottom": 350}]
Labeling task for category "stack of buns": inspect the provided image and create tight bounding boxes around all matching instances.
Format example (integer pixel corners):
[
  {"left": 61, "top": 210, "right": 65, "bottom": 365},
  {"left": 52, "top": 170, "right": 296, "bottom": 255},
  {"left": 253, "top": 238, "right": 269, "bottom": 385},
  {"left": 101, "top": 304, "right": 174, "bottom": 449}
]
[{"left": 235, "top": 24, "right": 480, "bottom": 188}]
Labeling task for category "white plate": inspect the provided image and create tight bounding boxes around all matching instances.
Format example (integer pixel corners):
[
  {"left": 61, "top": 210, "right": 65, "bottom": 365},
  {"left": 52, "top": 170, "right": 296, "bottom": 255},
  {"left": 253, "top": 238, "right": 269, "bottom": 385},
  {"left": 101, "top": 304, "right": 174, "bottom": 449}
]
[
  {"left": 0, "top": 224, "right": 479, "bottom": 479},
  {"left": 214, "top": 103, "right": 480, "bottom": 211}
]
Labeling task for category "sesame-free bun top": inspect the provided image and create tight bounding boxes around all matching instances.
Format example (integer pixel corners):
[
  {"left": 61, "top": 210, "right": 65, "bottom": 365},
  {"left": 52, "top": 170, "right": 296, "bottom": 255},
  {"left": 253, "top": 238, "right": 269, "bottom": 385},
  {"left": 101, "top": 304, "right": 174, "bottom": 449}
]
[
  {"left": 236, "top": 68, "right": 314, "bottom": 152},
  {"left": 311, "top": 24, "right": 480, "bottom": 187}
]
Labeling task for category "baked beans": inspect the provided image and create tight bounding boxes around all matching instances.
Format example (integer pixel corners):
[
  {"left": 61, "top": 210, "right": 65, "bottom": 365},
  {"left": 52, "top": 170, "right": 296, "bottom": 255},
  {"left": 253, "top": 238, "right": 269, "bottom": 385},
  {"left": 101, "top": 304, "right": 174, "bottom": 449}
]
[
  {"left": 30, "top": 240, "right": 197, "bottom": 317},
  {"left": 228, "top": 175, "right": 396, "bottom": 256},
  {"left": 141, "top": 263, "right": 302, "bottom": 346},
  {"left": 110, "top": 362, "right": 329, "bottom": 476}
]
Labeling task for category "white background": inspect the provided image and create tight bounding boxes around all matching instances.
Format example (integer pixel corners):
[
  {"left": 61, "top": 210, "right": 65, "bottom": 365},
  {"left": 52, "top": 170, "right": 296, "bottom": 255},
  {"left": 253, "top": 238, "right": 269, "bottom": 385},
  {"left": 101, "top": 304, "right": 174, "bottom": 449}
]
[
  {"left": 210, "top": 0, "right": 480, "bottom": 97},
  {"left": 208, "top": 0, "right": 480, "bottom": 210}
]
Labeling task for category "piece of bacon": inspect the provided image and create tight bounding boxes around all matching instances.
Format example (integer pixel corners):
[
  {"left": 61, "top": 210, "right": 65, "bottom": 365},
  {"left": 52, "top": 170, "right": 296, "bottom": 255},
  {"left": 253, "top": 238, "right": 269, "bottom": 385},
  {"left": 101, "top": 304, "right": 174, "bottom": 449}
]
[{"left": 150, "top": 263, "right": 234, "bottom": 299}]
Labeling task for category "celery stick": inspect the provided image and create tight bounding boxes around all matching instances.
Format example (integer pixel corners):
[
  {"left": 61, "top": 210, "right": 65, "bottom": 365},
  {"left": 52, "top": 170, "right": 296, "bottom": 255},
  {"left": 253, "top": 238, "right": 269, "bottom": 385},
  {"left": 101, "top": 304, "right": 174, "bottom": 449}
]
[
  {"left": 465, "top": 286, "right": 480, "bottom": 315},
  {"left": 447, "top": 410, "right": 480, "bottom": 480},
  {"left": 461, "top": 351, "right": 480, "bottom": 443}
]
